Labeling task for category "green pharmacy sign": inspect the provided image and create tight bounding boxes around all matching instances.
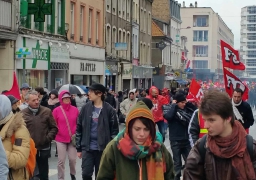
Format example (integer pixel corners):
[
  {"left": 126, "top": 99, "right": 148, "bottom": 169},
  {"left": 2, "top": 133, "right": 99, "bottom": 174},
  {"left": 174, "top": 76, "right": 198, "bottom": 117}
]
[
  {"left": 20, "top": 0, "right": 52, "bottom": 22},
  {"left": 32, "top": 41, "right": 49, "bottom": 68}
]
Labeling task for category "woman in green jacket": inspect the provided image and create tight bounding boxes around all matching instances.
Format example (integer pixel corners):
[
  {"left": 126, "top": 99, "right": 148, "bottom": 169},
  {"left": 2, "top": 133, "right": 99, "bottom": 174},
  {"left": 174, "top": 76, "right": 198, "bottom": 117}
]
[{"left": 97, "top": 101, "right": 175, "bottom": 180}]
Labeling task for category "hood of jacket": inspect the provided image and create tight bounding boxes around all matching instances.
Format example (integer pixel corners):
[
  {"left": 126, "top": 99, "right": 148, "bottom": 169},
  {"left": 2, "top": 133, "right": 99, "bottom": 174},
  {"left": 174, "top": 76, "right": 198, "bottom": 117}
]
[
  {"left": 59, "top": 90, "right": 71, "bottom": 110},
  {"left": 128, "top": 89, "right": 136, "bottom": 100},
  {"left": 148, "top": 86, "right": 159, "bottom": 98},
  {"left": 0, "top": 112, "right": 25, "bottom": 140},
  {"left": 0, "top": 95, "right": 12, "bottom": 121}
]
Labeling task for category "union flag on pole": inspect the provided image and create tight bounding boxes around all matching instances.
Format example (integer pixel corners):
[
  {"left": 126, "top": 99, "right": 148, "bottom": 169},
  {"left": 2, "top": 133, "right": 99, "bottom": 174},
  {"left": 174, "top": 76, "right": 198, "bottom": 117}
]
[
  {"left": 223, "top": 68, "right": 248, "bottom": 101},
  {"left": 188, "top": 79, "right": 203, "bottom": 102},
  {"left": 2, "top": 72, "right": 21, "bottom": 100},
  {"left": 221, "top": 40, "right": 245, "bottom": 70}
]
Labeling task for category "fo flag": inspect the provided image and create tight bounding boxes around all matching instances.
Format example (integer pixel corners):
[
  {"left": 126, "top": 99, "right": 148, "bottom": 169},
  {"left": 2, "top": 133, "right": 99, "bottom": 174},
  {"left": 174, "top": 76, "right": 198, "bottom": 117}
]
[
  {"left": 223, "top": 68, "right": 248, "bottom": 101},
  {"left": 221, "top": 40, "right": 245, "bottom": 70},
  {"left": 2, "top": 72, "right": 21, "bottom": 100},
  {"left": 188, "top": 79, "right": 203, "bottom": 102}
]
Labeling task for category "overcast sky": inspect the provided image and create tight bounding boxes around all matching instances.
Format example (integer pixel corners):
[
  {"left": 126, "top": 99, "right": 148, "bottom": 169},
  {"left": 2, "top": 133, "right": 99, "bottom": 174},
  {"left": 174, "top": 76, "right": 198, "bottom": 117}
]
[{"left": 177, "top": 0, "right": 255, "bottom": 49}]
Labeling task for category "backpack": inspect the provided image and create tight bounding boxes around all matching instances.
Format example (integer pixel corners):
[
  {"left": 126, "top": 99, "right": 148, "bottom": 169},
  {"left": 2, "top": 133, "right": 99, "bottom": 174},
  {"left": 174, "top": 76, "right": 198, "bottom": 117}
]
[
  {"left": 198, "top": 134, "right": 254, "bottom": 162},
  {"left": 11, "top": 135, "right": 37, "bottom": 178}
]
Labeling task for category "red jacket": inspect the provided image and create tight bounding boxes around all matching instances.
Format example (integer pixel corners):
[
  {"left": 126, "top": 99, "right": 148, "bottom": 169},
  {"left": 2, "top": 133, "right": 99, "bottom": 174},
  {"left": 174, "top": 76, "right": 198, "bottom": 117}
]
[{"left": 146, "top": 86, "right": 168, "bottom": 122}]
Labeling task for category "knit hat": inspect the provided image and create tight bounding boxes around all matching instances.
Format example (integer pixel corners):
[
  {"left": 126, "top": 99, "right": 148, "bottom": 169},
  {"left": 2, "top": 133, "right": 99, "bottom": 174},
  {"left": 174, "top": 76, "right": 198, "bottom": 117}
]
[
  {"left": 7, "top": 95, "right": 19, "bottom": 105},
  {"left": 137, "top": 97, "right": 154, "bottom": 110},
  {"left": 89, "top": 83, "right": 106, "bottom": 94},
  {"left": 125, "top": 101, "right": 155, "bottom": 133},
  {"left": 173, "top": 93, "right": 186, "bottom": 103},
  {"left": 0, "top": 95, "right": 12, "bottom": 124}
]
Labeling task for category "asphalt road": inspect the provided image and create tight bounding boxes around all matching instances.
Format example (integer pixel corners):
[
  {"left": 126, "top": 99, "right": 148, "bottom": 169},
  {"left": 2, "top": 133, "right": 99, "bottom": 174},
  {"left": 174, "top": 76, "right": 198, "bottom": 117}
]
[{"left": 48, "top": 109, "right": 256, "bottom": 180}]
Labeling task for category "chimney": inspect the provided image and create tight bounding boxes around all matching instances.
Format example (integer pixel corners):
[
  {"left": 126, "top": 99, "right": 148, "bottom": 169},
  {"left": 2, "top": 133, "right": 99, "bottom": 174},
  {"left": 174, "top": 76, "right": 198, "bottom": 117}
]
[
  {"left": 190, "top": 3, "right": 194, "bottom": 7},
  {"left": 183, "top": 1, "right": 185, "bottom": 7},
  {"left": 195, "top": 1, "right": 198, "bottom": 7}
]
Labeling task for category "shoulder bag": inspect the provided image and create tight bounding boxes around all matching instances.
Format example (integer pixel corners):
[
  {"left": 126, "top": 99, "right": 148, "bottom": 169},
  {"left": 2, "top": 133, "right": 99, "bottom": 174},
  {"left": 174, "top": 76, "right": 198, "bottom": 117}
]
[{"left": 60, "top": 106, "right": 76, "bottom": 147}]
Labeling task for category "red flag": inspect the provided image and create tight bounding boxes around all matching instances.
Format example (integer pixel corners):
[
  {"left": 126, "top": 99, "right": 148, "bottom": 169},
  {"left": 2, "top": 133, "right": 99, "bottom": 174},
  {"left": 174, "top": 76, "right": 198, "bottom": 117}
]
[
  {"left": 188, "top": 79, "right": 204, "bottom": 101},
  {"left": 223, "top": 68, "right": 248, "bottom": 101},
  {"left": 221, "top": 40, "right": 245, "bottom": 70},
  {"left": 3, "top": 72, "right": 21, "bottom": 100}
]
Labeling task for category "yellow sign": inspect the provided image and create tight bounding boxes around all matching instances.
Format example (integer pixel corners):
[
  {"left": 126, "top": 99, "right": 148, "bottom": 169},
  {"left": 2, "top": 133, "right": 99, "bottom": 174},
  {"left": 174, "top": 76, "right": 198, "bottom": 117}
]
[{"left": 175, "top": 71, "right": 180, "bottom": 77}]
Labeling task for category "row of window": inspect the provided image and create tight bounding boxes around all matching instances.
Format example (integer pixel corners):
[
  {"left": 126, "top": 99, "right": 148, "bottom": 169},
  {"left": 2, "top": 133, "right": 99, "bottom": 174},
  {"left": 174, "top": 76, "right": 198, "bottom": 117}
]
[
  {"left": 193, "top": 16, "right": 208, "bottom": 27},
  {"left": 70, "top": 2, "right": 101, "bottom": 45},
  {"left": 105, "top": 26, "right": 131, "bottom": 60},
  {"left": 248, "top": 7, "right": 256, "bottom": 14},
  {"left": 193, "top": 60, "right": 208, "bottom": 69},
  {"left": 106, "top": 0, "right": 131, "bottom": 21},
  {"left": 193, "top": 45, "right": 208, "bottom": 57},
  {"left": 193, "top": 30, "right": 208, "bottom": 42},
  {"left": 140, "top": 8, "right": 151, "bottom": 34}
]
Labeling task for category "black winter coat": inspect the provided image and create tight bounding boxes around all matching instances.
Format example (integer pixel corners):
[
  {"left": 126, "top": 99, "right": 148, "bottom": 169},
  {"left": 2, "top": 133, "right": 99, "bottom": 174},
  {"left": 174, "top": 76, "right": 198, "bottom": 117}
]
[
  {"left": 164, "top": 102, "right": 197, "bottom": 141},
  {"left": 105, "top": 93, "right": 116, "bottom": 108},
  {"left": 76, "top": 101, "right": 119, "bottom": 152}
]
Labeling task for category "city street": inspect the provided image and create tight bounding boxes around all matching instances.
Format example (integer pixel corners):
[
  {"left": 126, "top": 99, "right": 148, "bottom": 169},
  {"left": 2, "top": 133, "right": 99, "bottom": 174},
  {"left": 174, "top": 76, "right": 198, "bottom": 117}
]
[{"left": 48, "top": 109, "right": 256, "bottom": 180}]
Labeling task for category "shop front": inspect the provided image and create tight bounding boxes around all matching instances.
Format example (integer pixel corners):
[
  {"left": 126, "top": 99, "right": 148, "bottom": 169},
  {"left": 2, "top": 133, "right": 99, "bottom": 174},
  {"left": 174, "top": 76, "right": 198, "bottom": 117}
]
[
  {"left": 133, "top": 65, "right": 153, "bottom": 89},
  {"left": 121, "top": 63, "right": 132, "bottom": 90},
  {"left": 105, "top": 61, "right": 118, "bottom": 92},
  {"left": 16, "top": 36, "right": 50, "bottom": 89},
  {"left": 69, "top": 43, "right": 105, "bottom": 86},
  {"left": 69, "top": 60, "right": 104, "bottom": 86},
  {"left": 49, "top": 44, "right": 69, "bottom": 89}
]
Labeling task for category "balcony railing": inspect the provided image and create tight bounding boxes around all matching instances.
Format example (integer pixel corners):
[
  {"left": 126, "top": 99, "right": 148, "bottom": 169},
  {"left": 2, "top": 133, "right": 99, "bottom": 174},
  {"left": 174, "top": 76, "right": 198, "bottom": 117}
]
[
  {"left": 193, "top": 37, "right": 208, "bottom": 42},
  {"left": 0, "top": 0, "right": 12, "bottom": 30}
]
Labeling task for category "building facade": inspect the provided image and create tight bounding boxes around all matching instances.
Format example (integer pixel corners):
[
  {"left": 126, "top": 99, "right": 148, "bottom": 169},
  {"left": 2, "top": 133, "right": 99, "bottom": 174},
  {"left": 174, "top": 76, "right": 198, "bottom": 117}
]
[
  {"left": 181, "top": 2, "right": 234, "bottom": 81},
  {"left": 0, "top": 0, "right": 18, "bottom": 91},
  {"left": 16, "top": 0, "right": 68, "bottom": 90},
  {"left": 240, "top": 6, "right": 256, "bottom": 80},
  {"left": 105, "top": 0, "right": 132, "bottom": 91},
  {"left": 151, "top": 0, "right": 187, "bottom": 89},
  {"left": 66, "top": 0, "right": 105, "bottom": 87},
  {"left": 134, "top": 0, "right": 153, "bottom": 89}
]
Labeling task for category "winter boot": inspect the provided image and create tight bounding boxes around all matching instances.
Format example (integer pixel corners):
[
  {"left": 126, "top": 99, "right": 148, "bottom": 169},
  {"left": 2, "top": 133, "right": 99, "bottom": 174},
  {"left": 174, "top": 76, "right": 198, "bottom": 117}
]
[{"left": 70, "top": 174, "right": 76, "bottom": 180}]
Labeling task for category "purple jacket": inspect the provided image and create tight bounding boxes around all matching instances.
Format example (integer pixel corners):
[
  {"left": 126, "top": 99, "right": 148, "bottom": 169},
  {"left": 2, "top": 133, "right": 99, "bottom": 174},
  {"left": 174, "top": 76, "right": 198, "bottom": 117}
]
[{"left": 53, "top": 90, "right": 79, "bottom": 143}]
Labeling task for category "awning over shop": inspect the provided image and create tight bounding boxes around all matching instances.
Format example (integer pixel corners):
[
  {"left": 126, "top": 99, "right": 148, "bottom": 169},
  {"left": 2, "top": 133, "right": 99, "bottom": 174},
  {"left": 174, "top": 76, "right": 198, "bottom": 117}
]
[{"left": 175, "top": 79, "right": 188, "bottom": 85}]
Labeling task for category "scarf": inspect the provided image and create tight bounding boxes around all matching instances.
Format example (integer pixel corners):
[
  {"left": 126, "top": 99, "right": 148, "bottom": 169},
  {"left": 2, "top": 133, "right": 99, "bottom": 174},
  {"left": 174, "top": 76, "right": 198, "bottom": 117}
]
[
  {"left": 48, "top": 98, "right": 59, "bottom": 106},
  {"left": 115, "top": 129, "right": 166, "bottom": 180},
  {"left": 207, "top": 121, "right": 255, "bottom": 180},
  {"left": 232, "top": 99, "right": 244, "bottom": 123},
  {"left": 28, "top": 106, "right": 39, "bottom": 116}
]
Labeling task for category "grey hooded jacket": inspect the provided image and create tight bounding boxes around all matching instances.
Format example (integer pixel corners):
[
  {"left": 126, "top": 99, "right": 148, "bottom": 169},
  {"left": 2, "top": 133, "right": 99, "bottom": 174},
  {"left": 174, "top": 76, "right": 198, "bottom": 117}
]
[{"left": 0, "top": 95, "right": 11, "bottom": 179}]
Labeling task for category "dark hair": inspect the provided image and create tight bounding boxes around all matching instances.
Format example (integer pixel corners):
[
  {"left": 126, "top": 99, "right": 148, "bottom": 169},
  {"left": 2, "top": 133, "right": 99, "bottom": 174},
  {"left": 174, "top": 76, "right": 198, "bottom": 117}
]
[
  {"left": 35, "top": 87, "right": 45, "bottom": 95},
  {"left": 93, "top": 90, "right": 105, "bottom": 101},
  {"left": 200, "top": 90, "right": 234, "bottom": 126},
  {"left": 233, "top": 88, "right": 244, "bottom": 96},
  {"left": 137, "top": 98, "right": 153, "bottom": 110},
  {"left": 77, "top": 94, "right": 83, "bottom": 98},
  {"left": 128, "top": 117, "right": 156, "bottom": 142},
  {"left": 145, "top": 89, "right": 149, "bottom": 95}
]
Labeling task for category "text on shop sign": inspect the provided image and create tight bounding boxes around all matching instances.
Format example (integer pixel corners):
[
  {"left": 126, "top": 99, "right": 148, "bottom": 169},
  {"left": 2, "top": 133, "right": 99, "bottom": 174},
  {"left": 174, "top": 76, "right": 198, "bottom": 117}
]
[{"left": 80, "top": 62, "right": 96, "bottom": 72}]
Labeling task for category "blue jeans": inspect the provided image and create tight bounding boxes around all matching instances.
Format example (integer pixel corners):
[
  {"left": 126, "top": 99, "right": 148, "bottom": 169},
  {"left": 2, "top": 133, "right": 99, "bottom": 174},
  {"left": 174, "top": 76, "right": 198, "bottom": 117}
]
[{"left": 156, "top": 120, "right": 165, "bottom": 142}]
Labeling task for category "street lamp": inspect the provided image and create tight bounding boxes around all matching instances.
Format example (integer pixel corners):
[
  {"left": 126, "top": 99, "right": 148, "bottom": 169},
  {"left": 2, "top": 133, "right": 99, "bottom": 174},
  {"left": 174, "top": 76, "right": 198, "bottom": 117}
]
[{"left": 179, "top": 26, "right": 191, "bottom": 30}]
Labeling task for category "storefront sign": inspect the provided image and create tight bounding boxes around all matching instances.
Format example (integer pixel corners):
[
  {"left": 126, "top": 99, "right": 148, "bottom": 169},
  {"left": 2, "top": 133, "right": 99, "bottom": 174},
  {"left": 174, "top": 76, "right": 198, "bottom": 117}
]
[
  {"left": 69, "top": 59, "right": 104, "bottom": 75},
  {"left": 32, "top": 41, "right": 49, "bottom": 68},
  {"left": 105, "top": 62, "right": 118, "bottom": 76},
  {"left": 50, "top": 45, "right": 70, "bottom": 63},
  {"left": 80, "top": 62, "right": 96, "bottom": 72},
  {"left": 15, "top": 38, "right": 50, "bottom": 70}
]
